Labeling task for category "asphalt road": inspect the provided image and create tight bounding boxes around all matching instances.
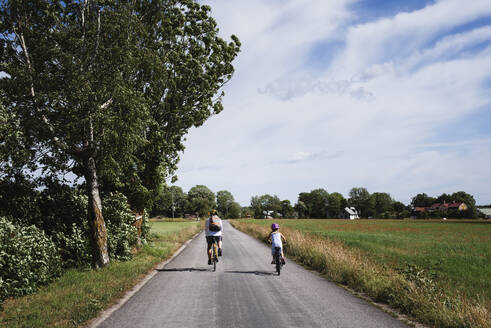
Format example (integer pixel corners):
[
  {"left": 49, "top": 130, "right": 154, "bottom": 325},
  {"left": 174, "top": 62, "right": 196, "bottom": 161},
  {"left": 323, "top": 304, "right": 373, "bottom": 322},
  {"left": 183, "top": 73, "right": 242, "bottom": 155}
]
[{"left": 96, "top": 221, "right": 408, "bottom": 328}]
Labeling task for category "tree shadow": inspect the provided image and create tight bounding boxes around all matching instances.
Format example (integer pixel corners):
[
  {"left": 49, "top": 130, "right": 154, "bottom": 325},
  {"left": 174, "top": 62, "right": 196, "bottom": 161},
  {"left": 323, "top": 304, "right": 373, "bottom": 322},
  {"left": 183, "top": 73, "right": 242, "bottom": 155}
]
[
  {"left": 224, "top": 270, "right": 277, "bottom": 276},
  {"left": 157, "top": 267, "right": 210, "bottom": 272}
]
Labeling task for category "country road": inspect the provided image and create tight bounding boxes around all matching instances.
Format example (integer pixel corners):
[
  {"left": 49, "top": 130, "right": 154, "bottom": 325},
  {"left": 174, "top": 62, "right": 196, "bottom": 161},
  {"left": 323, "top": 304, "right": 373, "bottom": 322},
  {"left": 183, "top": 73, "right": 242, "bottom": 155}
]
[{"left": 96, "top": 220, "right": 408, "bottom": 328}]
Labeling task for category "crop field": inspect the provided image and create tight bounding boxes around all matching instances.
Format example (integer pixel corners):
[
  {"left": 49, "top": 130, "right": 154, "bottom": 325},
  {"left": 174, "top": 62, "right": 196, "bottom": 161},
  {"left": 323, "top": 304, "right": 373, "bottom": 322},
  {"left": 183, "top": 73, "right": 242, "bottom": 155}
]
[{"left": 232, "top": 219, "right": 490, "bottom": 327}]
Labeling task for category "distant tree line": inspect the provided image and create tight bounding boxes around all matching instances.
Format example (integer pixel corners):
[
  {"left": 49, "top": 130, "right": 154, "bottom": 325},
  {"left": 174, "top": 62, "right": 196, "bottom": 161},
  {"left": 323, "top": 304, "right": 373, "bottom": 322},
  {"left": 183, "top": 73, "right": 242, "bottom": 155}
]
[
  {"left": 247, "top": 187, "right": 409, "bottom": 219},
  {"left": 151, "top": 185, "right": 243, "bottom": 219},
  {"left": 247, "top": 188, "right": 478, "bottom": 219}
]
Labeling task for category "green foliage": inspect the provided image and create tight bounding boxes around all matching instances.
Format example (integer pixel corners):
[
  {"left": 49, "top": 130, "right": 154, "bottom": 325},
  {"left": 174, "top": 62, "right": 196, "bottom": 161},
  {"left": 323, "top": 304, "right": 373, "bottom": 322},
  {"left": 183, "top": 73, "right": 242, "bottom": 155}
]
[
  {"left": 371, "top": 192, "right": 393, "bottom": 218},
  {"left": 294, "top": 200, "right": 308, "bottom": 218},
  {"left": 186, "top": 185, "right": 216, "bottom": 217},
  {"left": 52, "top": 223, "right": 92, "bottom": 269},
  {"left": 298, "top": 188, "right": 329, "bottom": 218},
  {"left": 216, "top": 190, "right": 235, "bottom": 218},
  {"left": 0, "top": 175, "right": 40, "bottom": 226},
  {"left": 151, "top": 185, "right": 187, "bottom": 218},
  {"left": 1, "top": 0, "right": 240, "bottom": 266},
  {"left": 0, "top": 217, "right": 62, "bottom": 302},
  {"left": 227, "top": 201, "right": 242, "bottom": 219},
  {"left": 326, "top": 192, "right": 347, "bottom": 218},
  {"left": 102, "top": 192, "right": 138, "bottom": 261},
  {"left": 0, "top": 221, "right": 201, "bottom": 328},
  {"left": 250, "top": 194, "right": 282, "bottom": 218},
  {"left": 280, "top": 199, "right": 295, "bottom": 218},
  {"left": 411, "top": 193, "right": 436, "bottom": 207},
  {"left": 348, "top": 187, "right": 373, "bottom": 217}
]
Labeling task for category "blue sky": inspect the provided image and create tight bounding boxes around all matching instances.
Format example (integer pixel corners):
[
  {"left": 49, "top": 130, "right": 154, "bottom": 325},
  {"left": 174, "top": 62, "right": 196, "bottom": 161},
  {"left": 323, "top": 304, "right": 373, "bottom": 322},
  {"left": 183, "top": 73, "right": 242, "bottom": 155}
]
[{"left": 176, "top": 0, "right": 491, "bottom": 206}]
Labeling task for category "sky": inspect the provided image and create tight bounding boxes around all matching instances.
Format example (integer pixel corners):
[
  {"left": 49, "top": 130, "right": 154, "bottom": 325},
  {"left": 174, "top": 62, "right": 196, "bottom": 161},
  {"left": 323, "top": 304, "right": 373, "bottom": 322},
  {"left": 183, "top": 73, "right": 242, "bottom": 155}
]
[{"left": 174, "top": 0, "right": 491, "bottom": 206}]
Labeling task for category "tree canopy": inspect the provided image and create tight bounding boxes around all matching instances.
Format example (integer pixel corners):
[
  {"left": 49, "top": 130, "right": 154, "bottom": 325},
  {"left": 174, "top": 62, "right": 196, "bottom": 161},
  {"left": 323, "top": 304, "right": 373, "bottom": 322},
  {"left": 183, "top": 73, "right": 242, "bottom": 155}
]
[
  {"left": 186, "top": 185, "right": 216, "bottom": 217},
  {"left": 0, "top": 0, "right": 240, "bottom": 267}
]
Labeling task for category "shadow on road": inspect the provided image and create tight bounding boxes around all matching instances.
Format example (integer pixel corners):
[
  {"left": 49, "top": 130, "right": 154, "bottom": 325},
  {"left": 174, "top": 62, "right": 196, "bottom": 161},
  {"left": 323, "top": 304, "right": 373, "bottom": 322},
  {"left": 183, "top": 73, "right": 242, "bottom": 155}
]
[
  {"left": 224, "top": 270, "right": 277, "bottom": 276},
  {"left": 157, "top": 267, "right": 210, "bottom": 272}
]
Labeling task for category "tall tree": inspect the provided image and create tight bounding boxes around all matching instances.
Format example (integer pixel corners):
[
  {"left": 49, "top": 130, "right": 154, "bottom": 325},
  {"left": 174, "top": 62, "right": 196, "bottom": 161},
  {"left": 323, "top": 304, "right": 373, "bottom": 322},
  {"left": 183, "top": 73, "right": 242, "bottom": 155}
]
[
  {"left": 187, "top": 185, "right": 216, "bottom": 217},
  {"left": 348, "top": 187, "right": 372, "bottom": 218},
  {"left": 216, "top": 190, "right": 235, "bottom": 218},
  {"left": 280, "top": 199, "right": 294, "bottom": 218},
  {"left": 294, "top": 201, "right": 308, "bottom": 218},
  {"left": 326, "top": 192, "right": 347, "bottom": 218},
  {"left": 411, "top": 193, "right": 436, "bottom": 208},
  {"left": 249, "top": 194, "right": 281, "bottom": 218},
  {"left": 0, "top": 0, "right": 240, "bottom": 267},
  {"left": 371, "top": 192, "right": 393, "bottom": 218},
  {"left": 298, "top": 189, "right": 329, "bottom": 218}
]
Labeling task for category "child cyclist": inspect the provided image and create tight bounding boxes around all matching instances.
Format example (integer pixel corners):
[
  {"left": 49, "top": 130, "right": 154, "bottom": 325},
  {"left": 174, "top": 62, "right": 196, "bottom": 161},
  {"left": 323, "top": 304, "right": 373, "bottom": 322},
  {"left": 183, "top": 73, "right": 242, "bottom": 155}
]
[{"left": 268, "top": 223, "right": 286, "bottom": 264}]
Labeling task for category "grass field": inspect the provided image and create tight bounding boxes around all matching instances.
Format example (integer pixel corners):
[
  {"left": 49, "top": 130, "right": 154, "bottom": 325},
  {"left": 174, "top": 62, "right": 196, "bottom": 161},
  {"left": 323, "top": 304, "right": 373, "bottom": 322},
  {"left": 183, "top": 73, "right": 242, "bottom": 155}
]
[
  {"left": 0, "top": 220, "right": 201, "bottom": 328},
  {"left": 231, "top": 219, "right": 490, "bottom": 328}
]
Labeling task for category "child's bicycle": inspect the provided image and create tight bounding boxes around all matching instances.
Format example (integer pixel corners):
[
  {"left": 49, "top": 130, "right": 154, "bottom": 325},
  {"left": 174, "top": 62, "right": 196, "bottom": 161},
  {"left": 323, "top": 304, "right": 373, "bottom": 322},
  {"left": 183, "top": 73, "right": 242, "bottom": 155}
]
[{"left": 273, "top": 246, "right": 284, "bottom": 275}]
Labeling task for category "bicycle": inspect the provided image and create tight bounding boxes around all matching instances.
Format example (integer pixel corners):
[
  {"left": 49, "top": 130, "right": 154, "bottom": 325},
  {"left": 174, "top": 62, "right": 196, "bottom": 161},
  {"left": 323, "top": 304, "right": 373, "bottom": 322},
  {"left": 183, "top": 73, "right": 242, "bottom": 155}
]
[
  {"left": 273, "top": 246, "right": 285, "bottom": 275},
  {"left": 210, "top": 237, "right": 219, "bottom": 272}
]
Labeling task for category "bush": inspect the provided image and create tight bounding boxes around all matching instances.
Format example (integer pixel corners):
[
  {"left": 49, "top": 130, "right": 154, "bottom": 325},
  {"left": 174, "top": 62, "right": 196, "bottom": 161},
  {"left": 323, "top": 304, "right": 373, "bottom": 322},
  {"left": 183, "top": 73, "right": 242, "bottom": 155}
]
[
  {"left": 52, "top": 223, "right": 92, "bottom": 269},
  {"left": 0, "top": 217, "right": 62, "bottom": 302},
  {"left": 102, "top": 192, "right": 138, "bottom": 260}
]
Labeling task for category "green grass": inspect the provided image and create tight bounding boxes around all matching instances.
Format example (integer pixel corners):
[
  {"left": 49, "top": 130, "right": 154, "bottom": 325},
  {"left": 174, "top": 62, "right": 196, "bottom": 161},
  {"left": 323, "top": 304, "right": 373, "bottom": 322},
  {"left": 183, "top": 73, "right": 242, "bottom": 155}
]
[
  {"left": 0, "top": 221, "right": 201, "bottom": 328},
  {"left": 231, "top": 219, "right": 490, "bottom": 327}
]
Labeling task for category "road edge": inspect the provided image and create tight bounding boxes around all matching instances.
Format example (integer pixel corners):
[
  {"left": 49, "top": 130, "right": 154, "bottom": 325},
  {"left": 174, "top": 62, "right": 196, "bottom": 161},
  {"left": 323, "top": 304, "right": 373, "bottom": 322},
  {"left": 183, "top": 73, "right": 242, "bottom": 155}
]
[{"left": 86, "top": 230, "right": 203, "bottom": 328}]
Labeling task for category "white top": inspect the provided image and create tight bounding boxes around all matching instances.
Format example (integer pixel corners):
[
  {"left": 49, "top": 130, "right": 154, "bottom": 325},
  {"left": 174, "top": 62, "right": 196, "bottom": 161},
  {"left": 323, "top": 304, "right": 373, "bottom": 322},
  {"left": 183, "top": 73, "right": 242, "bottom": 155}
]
[
  {"left": 271, "top": 231, "right": 282, "bottom": 248},
  {"left": 205, "top": 216, "right": 223, "bottom": 236}
]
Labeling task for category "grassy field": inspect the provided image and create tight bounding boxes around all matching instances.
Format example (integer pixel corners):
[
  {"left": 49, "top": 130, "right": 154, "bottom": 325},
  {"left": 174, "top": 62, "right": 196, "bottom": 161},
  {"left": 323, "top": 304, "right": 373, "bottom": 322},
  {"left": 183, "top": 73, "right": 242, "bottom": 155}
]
[
  {"left": 231, "top": 219, "right": 490, "bottom": 328},
  {"left": 0, "top": 220, "right": 201, "bottom": 328}
]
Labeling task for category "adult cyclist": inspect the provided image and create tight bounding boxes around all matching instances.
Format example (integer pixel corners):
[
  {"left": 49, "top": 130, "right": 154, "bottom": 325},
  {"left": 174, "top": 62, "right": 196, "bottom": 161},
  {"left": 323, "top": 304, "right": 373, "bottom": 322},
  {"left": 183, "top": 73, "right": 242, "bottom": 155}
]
[{"left": 205, "top": 209, "right": 223, "bottom": 265}]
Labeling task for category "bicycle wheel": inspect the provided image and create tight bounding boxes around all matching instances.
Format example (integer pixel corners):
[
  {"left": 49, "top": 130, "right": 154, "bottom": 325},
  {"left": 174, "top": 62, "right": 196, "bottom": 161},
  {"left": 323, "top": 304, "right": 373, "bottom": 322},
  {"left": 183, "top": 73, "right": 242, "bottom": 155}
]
[
  {"left": 275, "top": 253, "right": 281, "bottom": 275},
  {"left": 213, "top": 242, "right": 218, "bottom": 272}
]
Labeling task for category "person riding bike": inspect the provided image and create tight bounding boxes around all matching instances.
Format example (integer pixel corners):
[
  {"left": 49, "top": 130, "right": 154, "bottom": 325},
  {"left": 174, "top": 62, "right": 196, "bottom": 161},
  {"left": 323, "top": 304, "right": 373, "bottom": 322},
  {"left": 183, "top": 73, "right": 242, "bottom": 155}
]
[
  {"left": 205, "top": 209, "right": 223, "bottom": 265},
  {"left": 268, "top": 223, "right": 286, "bottom": 264}
]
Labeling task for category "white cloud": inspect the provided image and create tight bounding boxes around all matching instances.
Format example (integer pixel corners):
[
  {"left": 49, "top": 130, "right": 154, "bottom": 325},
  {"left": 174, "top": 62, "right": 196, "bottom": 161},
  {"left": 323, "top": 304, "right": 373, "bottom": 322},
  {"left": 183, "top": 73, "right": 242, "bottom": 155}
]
[{"left": 175, "top": 0, "right": 491, "bottom": 206}]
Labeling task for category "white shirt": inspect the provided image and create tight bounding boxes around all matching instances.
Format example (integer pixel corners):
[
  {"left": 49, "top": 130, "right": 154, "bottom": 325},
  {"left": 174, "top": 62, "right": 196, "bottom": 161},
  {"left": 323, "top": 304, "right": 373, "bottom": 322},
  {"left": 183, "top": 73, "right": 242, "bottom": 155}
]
[
  {"left": 205, "top": 216, "right": 223, "bottom": 236},
  {"left": 271, "top": 231, "right": 282, "bottom": 248}
]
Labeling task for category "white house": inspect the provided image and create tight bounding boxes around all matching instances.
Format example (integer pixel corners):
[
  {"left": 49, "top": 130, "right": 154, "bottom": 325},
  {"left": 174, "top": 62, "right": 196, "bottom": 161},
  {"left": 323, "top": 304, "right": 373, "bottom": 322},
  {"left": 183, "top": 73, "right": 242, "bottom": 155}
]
[{"left": 344, "top": 207, "right": 360, "bottom": 220}]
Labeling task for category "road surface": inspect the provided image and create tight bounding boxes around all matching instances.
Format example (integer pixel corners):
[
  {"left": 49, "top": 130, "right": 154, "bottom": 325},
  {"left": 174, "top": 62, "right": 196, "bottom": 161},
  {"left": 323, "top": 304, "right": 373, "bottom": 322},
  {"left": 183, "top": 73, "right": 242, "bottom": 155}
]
[{"left": 96, "top": 220, "right": 408, "bottom": 328}]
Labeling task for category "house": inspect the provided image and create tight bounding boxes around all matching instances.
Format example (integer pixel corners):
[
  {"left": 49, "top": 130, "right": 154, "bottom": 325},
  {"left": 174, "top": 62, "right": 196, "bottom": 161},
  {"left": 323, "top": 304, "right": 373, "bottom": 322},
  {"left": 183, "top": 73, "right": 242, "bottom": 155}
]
[
  {"left": 414, "top": 207, "right": 426, "bottom": 213},
  {"left": 343, "top": 207, "right": 360, "bottom": 220},
  {"left": 428, "top": 202, "right": 467, "bottom": 212},
  {"left": 477, "top": 208, "right": 491, "bottom": 219},
  {"left": 262, "top": 210, "right": 279, "bottom": 219},
  {"left": 429, "top": 203, "right": 449, "bottom": 211},
  {"left": 448, "top": 202, "right": 468, "bottom": 211}
]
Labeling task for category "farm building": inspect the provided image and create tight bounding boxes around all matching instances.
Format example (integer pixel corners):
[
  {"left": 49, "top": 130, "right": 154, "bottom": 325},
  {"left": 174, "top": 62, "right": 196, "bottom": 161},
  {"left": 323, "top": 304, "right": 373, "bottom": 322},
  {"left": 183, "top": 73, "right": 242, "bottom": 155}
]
[
  {"left": 343, "top": 207, "right": 360, "bottom": 220},
  {"left": 477, "top": 208, "right": 491, "bottom": 218}
]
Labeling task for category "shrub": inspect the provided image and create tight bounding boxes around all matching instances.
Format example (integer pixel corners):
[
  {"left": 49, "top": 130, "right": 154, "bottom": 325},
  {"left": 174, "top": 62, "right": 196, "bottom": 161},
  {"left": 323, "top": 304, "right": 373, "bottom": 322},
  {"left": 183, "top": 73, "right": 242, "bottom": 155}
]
[
  {"left": 102, "top": 192, "right": 138, "bottom": 260},
  {"left": 0, "top": 217, "right": 62, "bottom": 302},
  {"left": 52, "top": 223, "right": 92, "bottom": 269}
]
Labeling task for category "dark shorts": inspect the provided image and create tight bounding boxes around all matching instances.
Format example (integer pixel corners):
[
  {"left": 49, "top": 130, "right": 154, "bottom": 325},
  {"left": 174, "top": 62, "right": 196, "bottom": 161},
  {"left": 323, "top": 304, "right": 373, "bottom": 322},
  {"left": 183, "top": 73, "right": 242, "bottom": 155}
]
[{"left": 206, "top": 236, "right": 222, "bottom": 245}]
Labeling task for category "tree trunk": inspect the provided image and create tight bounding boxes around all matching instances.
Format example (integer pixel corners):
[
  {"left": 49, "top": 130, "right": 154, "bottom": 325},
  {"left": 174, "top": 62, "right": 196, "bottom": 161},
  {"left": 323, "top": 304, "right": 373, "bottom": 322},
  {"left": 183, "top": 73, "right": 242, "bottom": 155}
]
[{"left": 85, "top": 155, "right": 110, "bottom": 268}]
